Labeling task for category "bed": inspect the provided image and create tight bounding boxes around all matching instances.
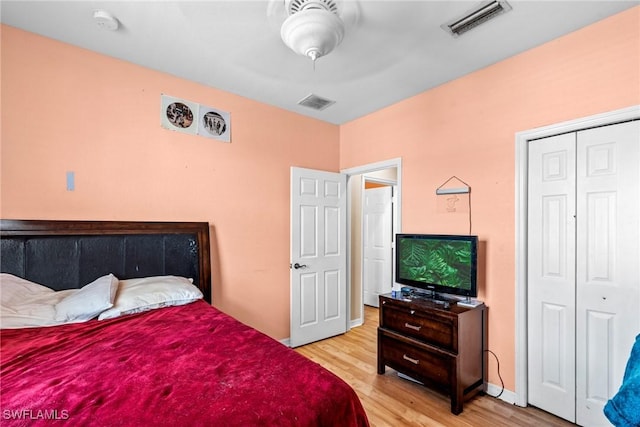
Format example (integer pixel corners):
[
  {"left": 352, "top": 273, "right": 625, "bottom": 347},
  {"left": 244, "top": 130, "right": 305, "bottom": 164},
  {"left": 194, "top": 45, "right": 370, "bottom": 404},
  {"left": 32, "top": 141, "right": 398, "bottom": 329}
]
[{"left": 0, "top": 219, "right": 369, "bottom": 426}]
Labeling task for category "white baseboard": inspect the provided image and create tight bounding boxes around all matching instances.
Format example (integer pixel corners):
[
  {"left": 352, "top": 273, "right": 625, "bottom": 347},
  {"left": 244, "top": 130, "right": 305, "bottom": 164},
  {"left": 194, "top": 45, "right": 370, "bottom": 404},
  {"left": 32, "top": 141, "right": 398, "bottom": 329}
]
[
  {"left": 485, "top": 382, "right": 518, "bottom": 405},
  {"left": 350, "top": 317, "right": 363, "bottom": 328},
  {"left": 280, "top": 338, "right": 291, "bottom": 347}
]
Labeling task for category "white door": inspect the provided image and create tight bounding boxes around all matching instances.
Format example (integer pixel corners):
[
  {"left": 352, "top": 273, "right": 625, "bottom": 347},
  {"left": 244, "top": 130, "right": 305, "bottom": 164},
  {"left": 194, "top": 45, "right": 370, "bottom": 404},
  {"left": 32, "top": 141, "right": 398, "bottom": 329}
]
[
  {"left": 575, "top": 121, "right": 640, "bottom": 426},
  {"left": 363, "top": 185, "right": 393, "bottom": 307},
  {"left": 528, "top": 121, "right": 640, "bottom": 425},
  {"left": 528, "top": 132, "right": 577, "bottom": 422},
  {"left": 290, "top": 167, "right": 347, "bottom": 348}
]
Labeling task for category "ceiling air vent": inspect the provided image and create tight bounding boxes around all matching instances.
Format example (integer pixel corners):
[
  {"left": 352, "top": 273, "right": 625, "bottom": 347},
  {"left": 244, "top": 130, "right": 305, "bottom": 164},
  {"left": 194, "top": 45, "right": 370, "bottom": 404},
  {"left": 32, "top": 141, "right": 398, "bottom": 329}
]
[
  {"left": 298, "top": 94, "right": 336, "bottom": 111},
  {"left": 442, "top": 0, "right": 512, "bottom": 37}
]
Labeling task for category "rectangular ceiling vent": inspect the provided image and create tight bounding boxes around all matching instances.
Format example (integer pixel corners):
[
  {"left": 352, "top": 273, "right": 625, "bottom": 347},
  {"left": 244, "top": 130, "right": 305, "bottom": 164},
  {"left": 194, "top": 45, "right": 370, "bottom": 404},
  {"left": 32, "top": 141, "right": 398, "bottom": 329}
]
[
  {"left": 442, "top": 0, "right": 512, "bottom": 37},
  {"left": 298, "top": 94, "right": 336, "bottom": 111}
]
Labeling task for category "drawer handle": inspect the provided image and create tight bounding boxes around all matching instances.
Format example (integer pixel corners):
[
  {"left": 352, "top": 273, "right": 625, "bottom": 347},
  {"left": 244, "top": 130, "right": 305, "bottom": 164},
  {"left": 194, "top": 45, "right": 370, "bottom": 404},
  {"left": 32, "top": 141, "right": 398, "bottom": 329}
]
[
  {"left": 403, "top": 354, "right": 420, "bottom": 365},
  {"left": 404, "top": 322, "right": 421, "bottom": 331}
]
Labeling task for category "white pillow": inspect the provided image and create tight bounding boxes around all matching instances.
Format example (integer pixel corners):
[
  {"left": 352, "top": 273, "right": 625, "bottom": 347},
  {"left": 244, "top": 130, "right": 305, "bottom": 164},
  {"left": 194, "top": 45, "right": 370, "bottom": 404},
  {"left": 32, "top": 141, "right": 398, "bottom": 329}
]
[
  {"left": 54, "top": 274, "right": 119, "bottom": 323},
  {"left": 98, "top": 275, "right": 202, "bottom": 320},
  {"left": 1, "top": 273, "right": 54, "bottom": 303},
  {"left": 1, "top": 273, "right": 70, "bottom": 328}
]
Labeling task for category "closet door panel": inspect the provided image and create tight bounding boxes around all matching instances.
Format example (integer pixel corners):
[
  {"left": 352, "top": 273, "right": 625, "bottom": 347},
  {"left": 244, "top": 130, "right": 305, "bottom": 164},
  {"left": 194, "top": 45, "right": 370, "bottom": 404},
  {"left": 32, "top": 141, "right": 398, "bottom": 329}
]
[
  {"left": 576, "top": 120, "right": 640, "bottom": 427},
  {"left": 527, "top": 133, "right": 577, "bottom": 422}
]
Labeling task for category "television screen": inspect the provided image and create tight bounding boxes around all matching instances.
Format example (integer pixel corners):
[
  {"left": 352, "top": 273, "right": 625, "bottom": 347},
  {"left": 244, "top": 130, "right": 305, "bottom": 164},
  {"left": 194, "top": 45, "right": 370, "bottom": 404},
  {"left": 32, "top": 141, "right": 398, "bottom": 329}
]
[{"left": 395, "top": 234, "right": 478, "bottom": 298}]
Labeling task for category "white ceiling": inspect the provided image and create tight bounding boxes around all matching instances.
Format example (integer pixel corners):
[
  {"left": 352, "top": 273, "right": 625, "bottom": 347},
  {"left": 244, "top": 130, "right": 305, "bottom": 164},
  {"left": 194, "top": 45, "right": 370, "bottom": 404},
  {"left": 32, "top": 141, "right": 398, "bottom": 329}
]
[{"left": 1, "top": 1, "right": 637, "bottom": 125}]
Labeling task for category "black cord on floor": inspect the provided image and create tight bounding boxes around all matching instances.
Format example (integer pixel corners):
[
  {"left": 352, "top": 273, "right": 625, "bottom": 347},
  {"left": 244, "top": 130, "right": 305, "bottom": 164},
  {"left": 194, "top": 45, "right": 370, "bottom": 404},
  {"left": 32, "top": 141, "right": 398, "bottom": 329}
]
[{"left": 485, "top": 349, "right": 504, "bottom": 399}]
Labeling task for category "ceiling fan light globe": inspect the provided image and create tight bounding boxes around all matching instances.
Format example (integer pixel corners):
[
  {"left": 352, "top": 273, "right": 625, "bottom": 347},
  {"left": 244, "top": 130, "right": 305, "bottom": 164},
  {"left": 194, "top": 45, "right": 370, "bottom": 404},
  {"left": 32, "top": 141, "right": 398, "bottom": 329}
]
[{"left": 281, "top": 8, "right": 345, "bottom": 61}]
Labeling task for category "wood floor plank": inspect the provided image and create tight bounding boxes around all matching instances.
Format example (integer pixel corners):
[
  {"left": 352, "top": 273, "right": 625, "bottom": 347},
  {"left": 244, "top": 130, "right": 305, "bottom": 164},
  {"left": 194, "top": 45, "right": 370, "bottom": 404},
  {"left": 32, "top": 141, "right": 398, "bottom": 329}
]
[{"left": 295, "top": 305, "right": 574, "bottom": 427}]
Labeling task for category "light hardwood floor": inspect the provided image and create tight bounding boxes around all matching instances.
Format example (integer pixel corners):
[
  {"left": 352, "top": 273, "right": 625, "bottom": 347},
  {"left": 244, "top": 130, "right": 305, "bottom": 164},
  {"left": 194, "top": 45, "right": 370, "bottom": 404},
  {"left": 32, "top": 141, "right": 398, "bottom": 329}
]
[{"left": 295, "top": 305, "right": 575, "bottom": 427}]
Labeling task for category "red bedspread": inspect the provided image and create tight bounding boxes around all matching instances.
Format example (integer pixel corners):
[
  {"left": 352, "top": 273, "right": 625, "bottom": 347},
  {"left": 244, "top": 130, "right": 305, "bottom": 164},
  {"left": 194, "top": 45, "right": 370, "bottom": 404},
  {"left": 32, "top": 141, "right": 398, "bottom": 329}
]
[{"left": 1, "top": 301, "right": 369, "bottom": 426}]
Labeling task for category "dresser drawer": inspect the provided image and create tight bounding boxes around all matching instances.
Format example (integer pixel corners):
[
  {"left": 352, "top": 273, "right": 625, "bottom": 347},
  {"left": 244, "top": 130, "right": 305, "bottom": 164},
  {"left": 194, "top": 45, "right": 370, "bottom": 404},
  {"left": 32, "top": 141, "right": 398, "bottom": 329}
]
[
  {"left": 381, "top": 302, "right": 457, "bottom": 352},
  {"left": 379, "top": 333, "right": 453, "bottom": 390}
]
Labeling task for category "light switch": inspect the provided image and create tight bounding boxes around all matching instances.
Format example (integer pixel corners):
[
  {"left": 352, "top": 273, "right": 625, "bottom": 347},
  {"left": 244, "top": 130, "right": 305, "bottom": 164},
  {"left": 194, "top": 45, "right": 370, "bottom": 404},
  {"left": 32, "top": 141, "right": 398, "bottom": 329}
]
[{"left": 66, "top": 171, "right": 75, "bottom": 191}]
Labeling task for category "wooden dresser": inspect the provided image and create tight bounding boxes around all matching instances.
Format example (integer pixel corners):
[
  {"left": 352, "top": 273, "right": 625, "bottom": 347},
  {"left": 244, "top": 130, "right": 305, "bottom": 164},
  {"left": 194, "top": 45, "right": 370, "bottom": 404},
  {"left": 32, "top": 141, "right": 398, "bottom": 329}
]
[{"left": 377, "top": 293, "right": 486, "bottom": 414}]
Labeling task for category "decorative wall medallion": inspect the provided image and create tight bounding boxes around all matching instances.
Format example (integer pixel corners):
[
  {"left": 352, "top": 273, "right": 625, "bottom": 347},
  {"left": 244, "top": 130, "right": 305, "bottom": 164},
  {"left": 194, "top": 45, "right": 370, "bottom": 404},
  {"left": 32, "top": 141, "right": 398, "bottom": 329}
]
[{"left": 161, "top": 95, "right": 198, "bottom": 135}]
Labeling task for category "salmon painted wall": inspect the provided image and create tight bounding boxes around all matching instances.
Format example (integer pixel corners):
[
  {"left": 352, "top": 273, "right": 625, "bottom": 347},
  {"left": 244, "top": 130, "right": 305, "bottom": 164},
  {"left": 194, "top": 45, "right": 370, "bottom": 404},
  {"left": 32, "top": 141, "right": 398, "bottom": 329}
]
[
  {"left": 340, "top": 7, "right": 640, "bottom": 392},
  {"left": 0, "top": 25, "right": 340, "bottom": 339}
]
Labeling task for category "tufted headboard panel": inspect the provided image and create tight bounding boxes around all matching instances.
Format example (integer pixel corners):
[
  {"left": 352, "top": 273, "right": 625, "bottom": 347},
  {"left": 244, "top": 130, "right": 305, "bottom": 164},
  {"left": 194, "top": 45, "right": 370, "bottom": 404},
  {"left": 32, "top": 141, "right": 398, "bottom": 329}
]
[{"left": 0, "top": 220, "right": 212, "bottom": 303}]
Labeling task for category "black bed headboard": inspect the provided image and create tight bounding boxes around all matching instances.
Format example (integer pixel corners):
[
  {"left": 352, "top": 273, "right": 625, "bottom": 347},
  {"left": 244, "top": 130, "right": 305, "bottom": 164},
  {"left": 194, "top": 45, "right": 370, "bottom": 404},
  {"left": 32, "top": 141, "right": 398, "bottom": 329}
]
[{"left": 0, "top": 220, "right": 212, "bottom": 303}]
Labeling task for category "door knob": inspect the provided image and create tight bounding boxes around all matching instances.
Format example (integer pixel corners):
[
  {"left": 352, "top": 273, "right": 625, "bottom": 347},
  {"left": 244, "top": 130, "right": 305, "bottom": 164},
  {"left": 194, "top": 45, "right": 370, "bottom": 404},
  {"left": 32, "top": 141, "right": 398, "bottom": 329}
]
[{"left": 292, "top": 263, "right": 308, "bottom": 269}]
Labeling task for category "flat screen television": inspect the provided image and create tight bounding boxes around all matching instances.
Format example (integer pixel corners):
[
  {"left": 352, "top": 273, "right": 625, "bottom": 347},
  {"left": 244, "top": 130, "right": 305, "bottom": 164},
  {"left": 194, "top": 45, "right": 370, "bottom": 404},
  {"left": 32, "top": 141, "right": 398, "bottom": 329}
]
[{"left": 395, "top": 234, "right": 478, "bottom": 300}]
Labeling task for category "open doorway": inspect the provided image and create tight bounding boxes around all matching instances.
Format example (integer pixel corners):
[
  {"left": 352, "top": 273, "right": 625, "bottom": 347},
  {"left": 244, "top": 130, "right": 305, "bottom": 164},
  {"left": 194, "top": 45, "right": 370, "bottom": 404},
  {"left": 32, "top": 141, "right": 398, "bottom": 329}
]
[
  {"left": 342, "top": 158, "right": 402, "bottom": 327},
  {"left": 361, "top": 175, "right": 396, "bottom": 307}
]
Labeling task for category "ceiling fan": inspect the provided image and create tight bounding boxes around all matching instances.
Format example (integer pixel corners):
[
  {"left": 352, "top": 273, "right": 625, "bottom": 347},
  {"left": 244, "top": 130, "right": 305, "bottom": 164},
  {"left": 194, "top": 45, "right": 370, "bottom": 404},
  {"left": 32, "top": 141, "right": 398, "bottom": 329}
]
[{"left": 267, "top": 0, "right": 360, "bottom": 66}]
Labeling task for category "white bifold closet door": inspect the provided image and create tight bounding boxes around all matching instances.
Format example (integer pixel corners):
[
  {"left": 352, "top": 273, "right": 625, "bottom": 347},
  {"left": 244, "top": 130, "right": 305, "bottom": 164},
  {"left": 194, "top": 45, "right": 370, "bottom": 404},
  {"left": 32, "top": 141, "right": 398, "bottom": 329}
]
[{"left": 527, "top": 120, "right": 640, "bottom": 426}]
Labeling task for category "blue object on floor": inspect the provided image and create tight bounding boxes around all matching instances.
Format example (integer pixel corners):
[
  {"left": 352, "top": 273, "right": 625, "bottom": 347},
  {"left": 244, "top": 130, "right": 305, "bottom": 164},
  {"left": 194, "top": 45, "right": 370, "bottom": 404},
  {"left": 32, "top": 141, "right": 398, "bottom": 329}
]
[{"left": 604, "top": 334, "right": 640, "bottom": 427}]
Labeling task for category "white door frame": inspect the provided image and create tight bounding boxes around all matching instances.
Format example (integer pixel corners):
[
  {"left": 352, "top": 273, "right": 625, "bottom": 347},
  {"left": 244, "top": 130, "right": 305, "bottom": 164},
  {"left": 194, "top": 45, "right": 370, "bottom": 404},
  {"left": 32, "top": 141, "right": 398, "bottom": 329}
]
[
  {"left": 342, "top": 158, "right": 403, "bottom": 326},
  {"left": 514, "top": 105, "right": 640, "bottom": 407}
]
